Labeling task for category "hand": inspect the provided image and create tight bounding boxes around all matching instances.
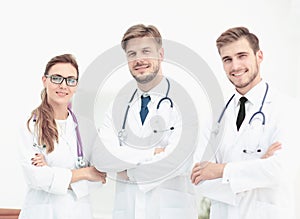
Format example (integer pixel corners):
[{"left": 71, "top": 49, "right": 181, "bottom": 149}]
[
  {"left": 86, "top": 166, "right": 107, "bottom": 184},
  {"left": 261, "top": 141, "right": 282, "bottom": 159},
  {"left": 117, "top": 170, "right": 129, "bottom": 181},
  {"left": 191, "top": 161, "right": 226, "bottom": 185},
  {"left": 31, "top": 153, "right": 47, "bottom": 167},
  {"left": 154, "top": 147, "right": 165, "bottom": 155}
]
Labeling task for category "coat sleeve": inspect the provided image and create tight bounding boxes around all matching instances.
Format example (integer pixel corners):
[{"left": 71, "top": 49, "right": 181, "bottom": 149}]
[
  {"left": 223, "top": 94, "right": 300, "bottom": 192},
  {"left": 126, "top": 104, "right": 198, "bottom": 192},
  {"left": 197, "top": 94, "right": 300, "bottom": 204},
  {"left": 193, "top": 111, "right": 242, "bottom": 205},
  {"left": 92, "top": 103, "right": 155, "bottom": 172},
  {"left": 18, "top": 123, "right": 72, "bottom": 195}
]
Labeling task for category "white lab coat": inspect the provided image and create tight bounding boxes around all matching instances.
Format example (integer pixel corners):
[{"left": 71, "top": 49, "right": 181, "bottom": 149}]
[
  {"left": 18, "top": 112, "right": 101, "bottom": 219},
  {"left": 195, "top": 80, "right": 299, "bottom": 219},
  {"left": 97, "top": 78, "right": 198, "bottom": 219}
]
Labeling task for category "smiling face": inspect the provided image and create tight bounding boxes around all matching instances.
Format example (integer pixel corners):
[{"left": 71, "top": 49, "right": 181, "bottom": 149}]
[
  {"left": 125, "top": 37, "right": 164, "bottom": 85},
  {"left": 42, "top": 63, "right": 78, "bottom": 108},
  {"left": 220, "top": 37, "right": 263, "bottom": 95}
]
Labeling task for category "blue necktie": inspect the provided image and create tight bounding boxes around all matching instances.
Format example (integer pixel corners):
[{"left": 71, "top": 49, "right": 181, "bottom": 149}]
[{"left": 140, "top": 95, "right": 151, "bottom": 125}]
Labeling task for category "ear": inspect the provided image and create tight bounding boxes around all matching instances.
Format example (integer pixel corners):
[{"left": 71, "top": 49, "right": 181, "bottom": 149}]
[
  {"left": 42, "top": 75, "right": 47, "bottom": 88},
  {"left": 256, "top": 50, "right": 263, "bottom": 63},
  {"left": 159, "top": 47, "right": 164, "bottom": 61}
]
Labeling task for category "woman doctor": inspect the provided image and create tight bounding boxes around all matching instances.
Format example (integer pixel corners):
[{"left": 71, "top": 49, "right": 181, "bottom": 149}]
[{"left": 18, "top": 54, "right": 106, "bottom": 219}]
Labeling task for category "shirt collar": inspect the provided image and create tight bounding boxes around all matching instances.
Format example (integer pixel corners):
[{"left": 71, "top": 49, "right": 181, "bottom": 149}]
[
  {"left": 136, "top": 77, "right": 168, "bottom": 102},
  {"left": 234, "top": 79, "right": 267, "bottom": 107}
]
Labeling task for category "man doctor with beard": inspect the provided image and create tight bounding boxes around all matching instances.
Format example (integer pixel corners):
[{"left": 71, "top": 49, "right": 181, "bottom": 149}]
[{"left": 98, "top": 24, "right": 198, "bottom": 219}]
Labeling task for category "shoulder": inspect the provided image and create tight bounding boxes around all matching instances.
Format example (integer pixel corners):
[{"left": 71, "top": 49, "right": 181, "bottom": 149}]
[
  {"left": 267, "top": 85, "right": 299, "bottom": 120},
  {"left": 18, "top": 113, "right": 34, "bottom": 133},
  {"left": 268, "top": 85, "right": 296, "bottom": 108}
]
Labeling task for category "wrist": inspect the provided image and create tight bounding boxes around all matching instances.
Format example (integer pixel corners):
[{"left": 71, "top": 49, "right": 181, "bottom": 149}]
[
  {"left": 219, "top": 163, "right": 226, "bottom": 177},
  {"left": 71, "top": 167, "right": 88, "bottom": 182}
]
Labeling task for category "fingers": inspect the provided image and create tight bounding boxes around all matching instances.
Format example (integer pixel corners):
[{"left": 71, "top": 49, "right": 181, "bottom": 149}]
[
  {"left": 191, "top": 169, "right": 204, "bottom": 185},
  {"left": 261, "top": 142, "right": 282, "bottom": 159},
  {"left": 191, "top": 162, "right": 207, "bottom": 185},
  {"left": 31, "top": 153, "right": 47, "bottom": 167},
  {"left": 101, "top": 176, "right": 107, "bottom": 184},
  {"left": 99, "top": 172, "right": 107, "bottom": 184},
  {"left": 91, "top": 167, "right": 107, "bottom": 183},
  {"left": 154, "top": 147, "right": 165, "bottom": 155},
  {"left": 269, "top": 141, "right": 282, "bottom": 151},
  {"left": 99, "top": 172, "right": 107, "bottom": 178}
]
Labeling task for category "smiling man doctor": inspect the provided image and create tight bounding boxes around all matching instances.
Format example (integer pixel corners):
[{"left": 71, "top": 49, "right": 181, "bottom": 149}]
[
  {"left": 98, "top": 24, "right": 198, "bottom": 219},
  {"left": 191, "top": 27, "right": 299, "bottom": 219}
]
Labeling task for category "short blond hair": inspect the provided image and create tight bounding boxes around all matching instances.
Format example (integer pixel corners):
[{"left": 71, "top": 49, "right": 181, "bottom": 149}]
[{"left": 121, "top": 24, "right": 162, "bottom": 51}]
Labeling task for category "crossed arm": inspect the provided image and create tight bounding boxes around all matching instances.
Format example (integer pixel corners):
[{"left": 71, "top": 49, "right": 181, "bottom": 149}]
[
  {"left": 31, "top": 153, "right": 107, "bottom": 184},
  {"left": 190, "top": 141, "right": 282, "bottom": 185}
]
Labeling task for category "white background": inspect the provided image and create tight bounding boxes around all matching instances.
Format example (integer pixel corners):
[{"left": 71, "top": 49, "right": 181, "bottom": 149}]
[{"left": 0, "top": 0, "right": 299, "bottom": 218}]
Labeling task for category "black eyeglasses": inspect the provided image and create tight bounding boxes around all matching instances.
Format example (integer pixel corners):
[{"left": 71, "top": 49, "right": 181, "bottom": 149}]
[{"left": 45, "top": 74, "right": 78, "bottom": 87}]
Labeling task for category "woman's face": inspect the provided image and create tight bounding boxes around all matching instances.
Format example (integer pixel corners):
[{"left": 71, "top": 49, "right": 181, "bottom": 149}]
[{"left": 42, "top": 63, "right": 78, "bottom": 108}]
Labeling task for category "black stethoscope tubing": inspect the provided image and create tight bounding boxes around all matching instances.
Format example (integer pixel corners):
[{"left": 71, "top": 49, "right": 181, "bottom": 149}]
[
  {"left": 216, "top": 82, "right": 269, "bottom": 154},
  {"left": 118, "top": 78, "right": 174, "bottom": 146},
  {"left": 121, "top": 78, "right": 173, "bottom": 131},
  {"left": 217, "top": 82, "right": 269, "bottom": 125}
]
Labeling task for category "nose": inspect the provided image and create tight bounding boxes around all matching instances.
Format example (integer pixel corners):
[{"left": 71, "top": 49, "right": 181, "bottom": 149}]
[
  {"left": 230, "top": 58, "right": 242, "bottom": 72},
  {"left": 59, "top": 78, "right": 68, "bottom": 87}
]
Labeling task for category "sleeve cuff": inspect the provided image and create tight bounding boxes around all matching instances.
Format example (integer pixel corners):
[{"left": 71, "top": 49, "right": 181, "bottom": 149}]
[
  {"left": 222, "top": 163, "right": 231, "bottom": 184},
  {"left": 49, "top": 167, "right": 72, "bottom": 194},
  {"left": 70, "top": 180, "right": 89, "bottom": 200}
]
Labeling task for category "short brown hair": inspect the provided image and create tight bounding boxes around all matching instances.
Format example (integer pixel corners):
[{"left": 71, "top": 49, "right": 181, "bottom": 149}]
[
  {"left": 216, "top": 27, "right": 260, "bottom": 54},
  {"left": 121, "top": 24, "right": 162, "bottom": 51}
]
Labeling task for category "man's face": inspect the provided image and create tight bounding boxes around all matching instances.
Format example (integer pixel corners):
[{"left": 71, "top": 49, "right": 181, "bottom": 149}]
[
  {"left": 125, "top": 37, "right": 164, "bottom": 84},
  {"left": 220, "top": 38, "right": 263, "bottom": 94}
]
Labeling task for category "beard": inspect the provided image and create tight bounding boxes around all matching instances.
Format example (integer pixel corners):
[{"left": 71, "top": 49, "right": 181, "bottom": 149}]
[
  {"left": 230, "top": 61, "right": 259, "bottom": 89},
  {"left": 131, "top": 62, "right": 160, "bottom": 84}
]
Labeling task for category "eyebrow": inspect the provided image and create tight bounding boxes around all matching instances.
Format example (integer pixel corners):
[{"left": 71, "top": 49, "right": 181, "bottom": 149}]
[
  {"left": 126, "top": 46, "right": 152, "bottom": 54},
  {"left": 221, "top": 56, "right": 230, "bottom": 61},
  {"left": 50, "top": 74, "right": 77, "bottom": 78},
  {"left": 221, "top": 51, "right": 249, "bottom": 61}
]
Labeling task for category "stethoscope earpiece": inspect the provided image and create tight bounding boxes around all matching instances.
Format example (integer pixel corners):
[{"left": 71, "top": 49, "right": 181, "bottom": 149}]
[
  {"left": 153, "top": 126, "right": 174, "bottom": 133},
  {"left": 243, "top": 149, "right": 262, "bottom": 154}
]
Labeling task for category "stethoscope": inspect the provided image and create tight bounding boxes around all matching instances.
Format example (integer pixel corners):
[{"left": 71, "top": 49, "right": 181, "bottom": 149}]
[
  {"left": 118, "top": 78, "right": 174, "bottom": 146},
  {"left": 215, "top": 82, "right": 269, "bottom": 154},
  {"left": 32, "top": 108, "right": 88, "bottom": 168}
]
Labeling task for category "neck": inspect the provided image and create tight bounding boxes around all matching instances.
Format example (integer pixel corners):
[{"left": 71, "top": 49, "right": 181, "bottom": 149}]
[
  {"left": 138, "top": 73, "right": 163, "bottom": 92},
  {"left": 53, "top": 104, "right": 69, "bottom": 120},
  {"left": 236, "top": 77, "right": 262, "bottom": 95}
]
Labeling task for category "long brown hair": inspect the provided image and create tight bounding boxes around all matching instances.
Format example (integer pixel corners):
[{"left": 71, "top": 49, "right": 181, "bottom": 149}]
[{"left": 27, "top": 54, "right": 79, "bottom": 153}]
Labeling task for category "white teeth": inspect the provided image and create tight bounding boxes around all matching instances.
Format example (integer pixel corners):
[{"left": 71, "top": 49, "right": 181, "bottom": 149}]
[
  {"left": 57, "top": 92, "right": 67, "bottom": 95},
  {"left": 233, "top": 72, "right": 244, "bottom": 76}
]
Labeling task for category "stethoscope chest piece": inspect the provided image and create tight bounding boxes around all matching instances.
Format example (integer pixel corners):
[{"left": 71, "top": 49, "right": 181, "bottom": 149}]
[
  {"left": 118, "top": 78, "right": 174, "bottom": 146},
  {"left": 118, "top": 129, "right": 127, "bottom": 143},
  {"left": 215, "top": 83, "right": 269, "bottom": 155},
  {"left": 76, "top": 156, "right": 88, "bottom": 169}
]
